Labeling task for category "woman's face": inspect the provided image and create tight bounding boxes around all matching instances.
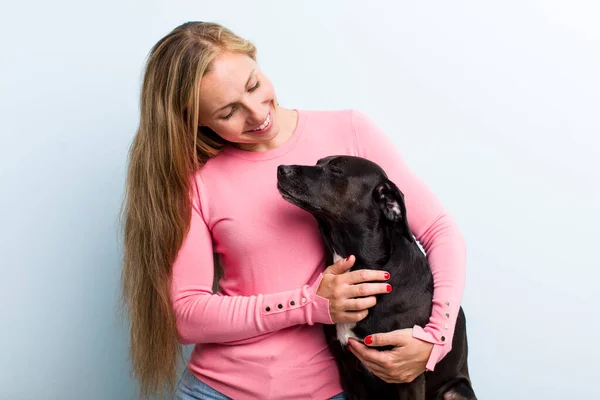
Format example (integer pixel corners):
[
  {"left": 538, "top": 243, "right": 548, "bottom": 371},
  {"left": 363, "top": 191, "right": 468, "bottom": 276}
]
[{"left": 197, "top": 51, "right": 280, "bottom": 150}]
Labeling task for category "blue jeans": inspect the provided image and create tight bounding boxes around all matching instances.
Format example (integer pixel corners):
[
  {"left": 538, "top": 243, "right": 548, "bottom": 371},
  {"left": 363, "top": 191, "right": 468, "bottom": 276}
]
[{"left": 173, "top": 368, "right": 346, "bottom": 400}]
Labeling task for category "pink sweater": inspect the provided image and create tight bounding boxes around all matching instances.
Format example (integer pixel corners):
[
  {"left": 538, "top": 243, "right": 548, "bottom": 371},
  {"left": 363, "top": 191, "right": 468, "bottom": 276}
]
[{"left": 171, "top": 109, "right": 467, "bottom": 400}]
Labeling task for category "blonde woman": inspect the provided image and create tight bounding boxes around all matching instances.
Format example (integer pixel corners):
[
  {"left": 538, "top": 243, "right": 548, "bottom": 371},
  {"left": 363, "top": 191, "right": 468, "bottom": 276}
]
[{"left": 121, "top": 21, "right": 467, "bottom": 400}]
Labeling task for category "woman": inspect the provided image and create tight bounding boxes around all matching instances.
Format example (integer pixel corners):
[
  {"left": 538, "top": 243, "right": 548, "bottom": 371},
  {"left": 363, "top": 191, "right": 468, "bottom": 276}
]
[{"left": 121, "top": 21, "right": 467, "bottom": 400}]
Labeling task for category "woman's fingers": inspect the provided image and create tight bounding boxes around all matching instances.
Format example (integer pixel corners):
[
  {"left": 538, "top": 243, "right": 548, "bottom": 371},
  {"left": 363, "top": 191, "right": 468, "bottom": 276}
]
[
  {"left": 343, "top": 296, "right": 377, "bottom": 311},
  {"left": 339, "top": 310, "right": 369, "bottom": 323},
  {"left": 343, "top": 268, "right": 390, "bottom": 285},
  {"left": 348, "top": 282, "right": 392, "bottom": 298},
  {"left": 318, "top": 255, "right": 392, "bottom": 323},
  {"left": 323, "top": 255, "right": 355, "bottom": 276}
]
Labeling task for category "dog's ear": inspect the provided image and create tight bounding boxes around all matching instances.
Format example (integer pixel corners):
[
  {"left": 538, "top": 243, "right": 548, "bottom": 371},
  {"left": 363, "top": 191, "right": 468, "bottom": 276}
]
[{"left": 373, "top": 180, "right": 414, "bottom": 242}]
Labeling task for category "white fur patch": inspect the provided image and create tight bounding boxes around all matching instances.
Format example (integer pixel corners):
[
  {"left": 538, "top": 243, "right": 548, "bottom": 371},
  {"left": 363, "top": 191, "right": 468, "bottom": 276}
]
[
  {"left": 336, "top": 322, "right": 358, "bottom": 345},
  {"left": 415, "top": 238, "right": 426, "bottom": 255},
  {"left": 333, "top": 252, "right": 343, "bottom": 263}
]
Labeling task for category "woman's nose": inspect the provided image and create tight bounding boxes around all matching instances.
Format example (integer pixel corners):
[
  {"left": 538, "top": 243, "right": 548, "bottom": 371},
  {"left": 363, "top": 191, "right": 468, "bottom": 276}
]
[{"left": 245, "top": 102, "right": 266, "bottom": 124}]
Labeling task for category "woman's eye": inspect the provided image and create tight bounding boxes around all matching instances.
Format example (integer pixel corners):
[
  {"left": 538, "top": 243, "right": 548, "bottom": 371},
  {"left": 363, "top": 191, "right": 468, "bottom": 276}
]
[
  {"left": 221, "top": 106, "right": 236, "bottom": 120},
  {"left": 248, "top": 80, "right": 261, "bottom": 92}
]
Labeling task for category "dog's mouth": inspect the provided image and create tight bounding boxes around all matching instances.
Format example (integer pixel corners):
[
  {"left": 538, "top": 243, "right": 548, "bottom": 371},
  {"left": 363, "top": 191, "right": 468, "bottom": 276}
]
[
  {"left": 277, "top": 181, "right": 321, "bottom": 213},
  {"left": 277, "top": 182, "right": 302, "bottom": 204}
]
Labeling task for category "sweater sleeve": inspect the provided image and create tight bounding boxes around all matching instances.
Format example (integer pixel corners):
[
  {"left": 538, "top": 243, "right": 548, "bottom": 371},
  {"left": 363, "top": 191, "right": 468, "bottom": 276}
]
[
  {"left": 170, "top": 185, "right": 333, "bottom": 345},
  {"left": 351, "top": 109, "right": 467, "bottom": 371}
]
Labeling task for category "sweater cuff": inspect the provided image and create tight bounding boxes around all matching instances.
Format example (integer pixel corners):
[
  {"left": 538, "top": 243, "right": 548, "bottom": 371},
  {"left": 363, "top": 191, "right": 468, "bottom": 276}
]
[
  {"left": 257, "top": 273, "right": 333, "bottom": 326},
  {"left": 412, "top": 325, "right": 452, "bottom": 371},
  {"left": 307, "top": 273, "right": 334, "bottom": 325}
]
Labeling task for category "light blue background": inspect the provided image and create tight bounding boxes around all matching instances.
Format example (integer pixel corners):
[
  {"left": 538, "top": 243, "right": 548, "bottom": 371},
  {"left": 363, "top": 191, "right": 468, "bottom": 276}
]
[{"left": 1, "top": 1, "right": 599, "bottom": 399}]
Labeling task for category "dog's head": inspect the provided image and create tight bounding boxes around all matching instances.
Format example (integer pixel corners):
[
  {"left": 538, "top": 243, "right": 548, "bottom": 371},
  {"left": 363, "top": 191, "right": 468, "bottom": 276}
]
[{"left": 276, "top": 155, "right": 413, "bottom": 241}]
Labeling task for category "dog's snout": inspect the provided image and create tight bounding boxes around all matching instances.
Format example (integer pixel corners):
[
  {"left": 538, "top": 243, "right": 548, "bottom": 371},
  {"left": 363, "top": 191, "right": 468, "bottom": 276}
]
[{"left": 278, "top": 165, "right": 294, "bottom": 177}]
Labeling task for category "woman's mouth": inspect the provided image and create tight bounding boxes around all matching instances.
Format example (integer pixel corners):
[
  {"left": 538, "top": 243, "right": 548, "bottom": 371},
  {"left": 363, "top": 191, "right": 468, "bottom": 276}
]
[{"left": 245, "top": 111, "right": 273, "bottom": 134}]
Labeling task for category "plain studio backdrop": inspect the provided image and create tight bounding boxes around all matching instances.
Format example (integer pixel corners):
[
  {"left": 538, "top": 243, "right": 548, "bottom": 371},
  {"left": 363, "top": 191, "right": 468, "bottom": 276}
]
[{"left": 1, "top": 1, "right": 598, "bottom": 399}]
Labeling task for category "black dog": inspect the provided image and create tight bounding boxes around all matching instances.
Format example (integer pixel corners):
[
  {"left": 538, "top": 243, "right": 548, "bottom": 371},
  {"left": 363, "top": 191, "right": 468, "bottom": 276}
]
[{"left": 277, "top": 155, "right": 476, "bottom": 400}]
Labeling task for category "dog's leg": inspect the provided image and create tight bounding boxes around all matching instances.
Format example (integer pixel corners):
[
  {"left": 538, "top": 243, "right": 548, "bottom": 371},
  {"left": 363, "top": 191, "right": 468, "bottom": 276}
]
[
  {"left": 341, "top": 356, "right": 374, "bottom": 400},
  {"left": 323, "top": 325, "right": 371, "bottom": 400},
  {"left": 394, "top": 374, "right": 426, "bottom": 400}
]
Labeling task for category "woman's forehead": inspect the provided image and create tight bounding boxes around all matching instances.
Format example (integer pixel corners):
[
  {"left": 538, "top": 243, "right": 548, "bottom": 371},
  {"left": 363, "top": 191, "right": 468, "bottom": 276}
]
[{"left": 198, "top": 52, "right": 256, "bottom": 111}]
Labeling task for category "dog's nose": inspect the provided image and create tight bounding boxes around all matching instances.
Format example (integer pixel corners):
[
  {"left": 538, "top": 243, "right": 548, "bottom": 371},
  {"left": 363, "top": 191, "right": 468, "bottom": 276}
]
[{"left": 277, "top": 165, "right": 294, "bottom": 177}]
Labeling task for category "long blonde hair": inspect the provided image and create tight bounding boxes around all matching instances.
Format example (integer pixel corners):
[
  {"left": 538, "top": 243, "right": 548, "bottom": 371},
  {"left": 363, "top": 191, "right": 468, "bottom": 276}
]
[{"left": 120, "top": 21, "right": 256, "bottom": 398}]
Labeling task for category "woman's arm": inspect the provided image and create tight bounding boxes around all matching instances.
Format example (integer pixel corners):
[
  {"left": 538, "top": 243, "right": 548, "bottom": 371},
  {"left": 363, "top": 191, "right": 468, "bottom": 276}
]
[
  {"left": 351, "top": 109, "right": 467, "bottom": 371},
  {"left": 170, "top": 195, "right": 334, "bottom": 345}
]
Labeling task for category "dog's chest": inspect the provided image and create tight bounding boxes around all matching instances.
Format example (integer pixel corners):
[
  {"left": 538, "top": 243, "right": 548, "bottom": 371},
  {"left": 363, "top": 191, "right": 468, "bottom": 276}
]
[
  {"left": 336, "top": 322, "right": 358, "bottom": 345},
  {"left": 332, "top": 252, "right": 344, "bottom": 264},
  {"left": 332, "top": 252, "right": 358, "bottom": 345}
]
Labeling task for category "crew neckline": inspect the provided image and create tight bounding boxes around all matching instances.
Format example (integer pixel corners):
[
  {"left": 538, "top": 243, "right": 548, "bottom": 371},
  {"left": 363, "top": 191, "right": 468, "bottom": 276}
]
[{"left": 222, "top": 109, "right": 307, "bottom": 161}]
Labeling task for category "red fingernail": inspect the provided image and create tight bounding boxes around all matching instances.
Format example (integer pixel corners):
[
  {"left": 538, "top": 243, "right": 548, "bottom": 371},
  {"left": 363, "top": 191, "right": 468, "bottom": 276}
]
[
  {"left": 364, "top": 335, "right": 373, "bottom": 345},
  {"left": 345, "top": 255, "right": 351, "bottom": 261},
  {"left": 384, "top": 272, "right": 390, "bottom": 279},
  {"left": 386, "top": 284, "right": 392, "bottom": 292}
]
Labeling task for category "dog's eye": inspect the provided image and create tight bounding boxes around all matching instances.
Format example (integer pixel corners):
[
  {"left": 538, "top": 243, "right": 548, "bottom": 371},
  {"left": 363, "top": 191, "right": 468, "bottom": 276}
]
[{"left": 329, "top": 165, "right": 344, "bottom": 176}]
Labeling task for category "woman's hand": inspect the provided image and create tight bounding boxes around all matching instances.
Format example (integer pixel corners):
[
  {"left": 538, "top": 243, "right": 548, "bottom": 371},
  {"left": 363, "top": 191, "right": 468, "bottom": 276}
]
[
  {"left": 317, "top": 255, "right": 391, "bottom": 324},
  {"left": 346, "top": 328, "right": 433, "bottom": 383}
]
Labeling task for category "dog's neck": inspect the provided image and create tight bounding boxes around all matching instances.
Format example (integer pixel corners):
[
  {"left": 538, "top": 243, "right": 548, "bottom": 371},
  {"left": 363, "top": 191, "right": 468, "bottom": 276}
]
[{"left": 317, "top": 218, "right": 394, "bottom": 269}]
